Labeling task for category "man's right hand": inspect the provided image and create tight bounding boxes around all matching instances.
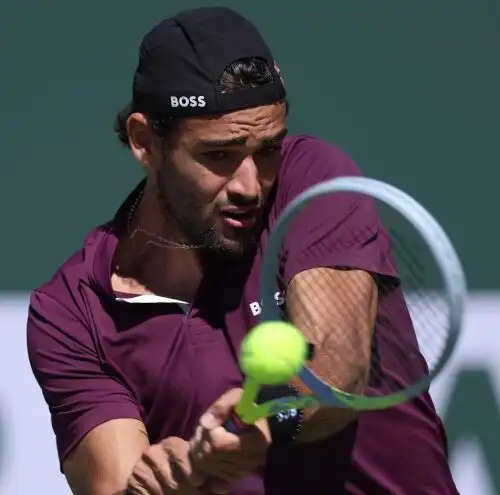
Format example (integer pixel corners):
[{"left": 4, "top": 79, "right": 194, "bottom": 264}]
[{"left": 126, "top": 437, "right": 208, "bottom": 494}]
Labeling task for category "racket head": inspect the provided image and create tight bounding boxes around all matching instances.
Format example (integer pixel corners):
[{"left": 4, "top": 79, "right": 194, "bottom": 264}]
[{"left": 259, "top": 176, "right": 467, "bottom": 411}]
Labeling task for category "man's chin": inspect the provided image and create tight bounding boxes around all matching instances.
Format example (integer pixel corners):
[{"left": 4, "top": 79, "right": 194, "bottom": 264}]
[
  {"left": 212, "top": 229, "right": 257, "bottom": 257},
  {"left": 216, "top": 237, "right": 250, "bottom": 257}
]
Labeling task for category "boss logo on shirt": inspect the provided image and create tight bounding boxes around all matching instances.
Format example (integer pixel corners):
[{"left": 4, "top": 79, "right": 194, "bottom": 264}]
[
  {"left": 170, "top": 96, "right": 206, "bottom": 108},
  {"left": 249, "top": 291, "right": 285, "bottom": 316}
]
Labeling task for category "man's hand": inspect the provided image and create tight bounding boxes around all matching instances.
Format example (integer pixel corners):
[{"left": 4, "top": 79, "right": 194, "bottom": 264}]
[
  {"left": 189, "top": 389, "right": 271, "bottom": 492},
  {"left": 126, "top": 437, "right": 205, "bottom": 494}
]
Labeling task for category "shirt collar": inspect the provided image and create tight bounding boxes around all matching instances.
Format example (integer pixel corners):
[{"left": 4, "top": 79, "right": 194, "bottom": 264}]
[{"left": 89, "top": 179, "right": 181, "bottom": 304}]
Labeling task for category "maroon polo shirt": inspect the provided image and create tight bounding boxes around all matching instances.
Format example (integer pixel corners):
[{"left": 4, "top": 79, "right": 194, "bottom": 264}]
[{"left": 27, "top": 135, "right": 458, "bottom": 494}]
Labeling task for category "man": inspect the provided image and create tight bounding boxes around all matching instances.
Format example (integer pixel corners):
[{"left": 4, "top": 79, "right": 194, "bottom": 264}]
[{"left": 27, "top": 7, "right": 458, "bottom": 495}]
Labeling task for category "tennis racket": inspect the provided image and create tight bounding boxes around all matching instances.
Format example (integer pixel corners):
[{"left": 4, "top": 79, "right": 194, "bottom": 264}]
[{"left": 226, "top": 176, "right": 466, "bottom": 428}]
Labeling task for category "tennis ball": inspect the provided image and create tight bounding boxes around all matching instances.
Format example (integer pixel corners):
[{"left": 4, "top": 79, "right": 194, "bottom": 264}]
[{"left": 239, "top": 321, "right": 308, "bottom": 385}]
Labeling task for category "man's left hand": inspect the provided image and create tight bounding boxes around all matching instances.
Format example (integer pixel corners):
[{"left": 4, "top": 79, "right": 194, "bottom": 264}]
[{"left": 189, "top": 388, "right": 271, "bottom": 490}]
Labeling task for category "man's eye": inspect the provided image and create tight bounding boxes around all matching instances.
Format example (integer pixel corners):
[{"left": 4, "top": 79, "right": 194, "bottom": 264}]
[
  {"left": 258, "top": 145, "right": 281, "bottom": 156},
  {"left": 203, "top": 151, "right": 229, "bottom": 162}
]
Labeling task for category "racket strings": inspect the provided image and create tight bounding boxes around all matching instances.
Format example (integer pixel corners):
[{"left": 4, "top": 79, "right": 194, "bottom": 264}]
[
  {"left": 277, "top": 196, "right": 451, "bottom": 399},
  {"left": 372, "top": 208, "right": 450, "bottom": 390},
  {"left": 279, "top": 226, "right": 382, "bottom": 395}
]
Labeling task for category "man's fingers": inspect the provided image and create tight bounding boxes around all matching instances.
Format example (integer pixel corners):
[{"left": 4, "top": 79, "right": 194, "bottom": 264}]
[
  {"left": 200, "top": 388, "right": 244, "bottom": 428},
  {"left": 127, "top": 446, "right": 165, "bottom": 495},
  {"left": 187, "top": 388, "right": 267, "bottom": 488},
  {"left": 190, "top": 424, "right": 264, "bottom": 476},
  {"left": 193, "top": 423, "right": 264, "bottom": 457},
  {"left": 127, "top": 438, "right": 209, "bottom": 494},
  {"left": 126, "top": 472, "right": 162, "bottom": 495},
  {"left": 190, "top": 425, "right": 243, "bottom": 478},
  {"left": 126, "top": 468, "right": 162, "bottom": 495},
  {"left": 203, "top": 426, "right": 240, "bottom": 451},
  {"left": 190, "top": 425, "right": 240, "bottom": 469},
  {"left": 170, "top": 458, "right": 206, "bottom": 489},
  {"left": 142, "top": 444, "right": 178, "bottom": 490},
  {"left": 163, "top": 437, "right": 207, "bottom": 488}
]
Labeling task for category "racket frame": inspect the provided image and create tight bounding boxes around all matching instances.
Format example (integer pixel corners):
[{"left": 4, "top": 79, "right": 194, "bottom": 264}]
[{"left": 248, "top": 176, "right": 467, "bottom": 415}]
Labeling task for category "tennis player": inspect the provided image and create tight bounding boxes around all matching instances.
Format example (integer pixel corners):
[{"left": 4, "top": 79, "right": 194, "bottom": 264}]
[{"left": 27, "top": 7, "right": 459, "bottom": 495}]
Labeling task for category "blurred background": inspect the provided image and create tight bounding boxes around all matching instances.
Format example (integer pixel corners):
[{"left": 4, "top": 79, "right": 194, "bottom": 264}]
[{"left": 0, "top": 1, "right": 498, "bottom": 493}]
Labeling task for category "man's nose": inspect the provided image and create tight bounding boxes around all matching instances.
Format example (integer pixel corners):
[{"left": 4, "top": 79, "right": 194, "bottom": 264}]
[{"left": 226, "top": 156, "right": 261, "bottom": 203}]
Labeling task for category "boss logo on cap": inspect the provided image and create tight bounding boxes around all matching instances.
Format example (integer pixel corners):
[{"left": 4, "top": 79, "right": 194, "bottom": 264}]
[{"left": 170, "top": 96, "right": 206, "bottom": 108}]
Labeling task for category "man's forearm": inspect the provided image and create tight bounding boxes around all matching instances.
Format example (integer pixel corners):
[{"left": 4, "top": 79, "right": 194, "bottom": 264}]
[{"left": 286, "top": 268, "right": 377, "bottom": 443}]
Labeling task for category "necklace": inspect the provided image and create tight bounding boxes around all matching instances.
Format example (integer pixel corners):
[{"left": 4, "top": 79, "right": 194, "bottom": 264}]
[{"left": 126, "top": 190, "right": 204, "bottom": 250}]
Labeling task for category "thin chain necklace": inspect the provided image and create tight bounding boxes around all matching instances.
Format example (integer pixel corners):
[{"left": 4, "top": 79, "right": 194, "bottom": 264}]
[{"left": 126, "top": 190, "right": 204, "bottom": 250}]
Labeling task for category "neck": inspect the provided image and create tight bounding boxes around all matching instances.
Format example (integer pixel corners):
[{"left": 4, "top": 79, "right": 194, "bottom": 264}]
[
  {"left": 133, "top": 182, "right": 188, "bottom": 245},
  {"left": 113, "top": 185, "right": 208, "bottom": 302}
]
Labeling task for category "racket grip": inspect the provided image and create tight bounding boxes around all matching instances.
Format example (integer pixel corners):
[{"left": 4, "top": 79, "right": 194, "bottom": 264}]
[{"left": 223, "top": 412, "right": 246, "bottom": 433}]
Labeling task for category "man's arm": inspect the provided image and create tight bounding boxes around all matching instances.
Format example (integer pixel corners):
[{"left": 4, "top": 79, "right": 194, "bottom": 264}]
[
  {"left": 27, "top": 291, "right": 148, "bottom": 493},
  {"left": 187, "top": 269, "right": 377, "bottom": 481},
  {"left": 287, "top": 267, "right": 378, "bottom": 443},
  {"left": 273, "top": 139, "right": 396, "bottom": 443},
  {"left": 63, "top": 419, "right": 148, "bottom": 495},
  {"left": 64, "top": 423, "right": 208, "bottom": 495},
  {"left": 27, "top": 291, "right": 205, "bottom": 495}
]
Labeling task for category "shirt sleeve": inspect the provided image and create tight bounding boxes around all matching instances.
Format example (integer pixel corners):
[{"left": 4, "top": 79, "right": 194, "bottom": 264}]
[
  {"left": 275, "top": 136, "right": 399, "bottom": 284},
  {"left": 26, "top": 289, "right": 143, "bottom": 470}
]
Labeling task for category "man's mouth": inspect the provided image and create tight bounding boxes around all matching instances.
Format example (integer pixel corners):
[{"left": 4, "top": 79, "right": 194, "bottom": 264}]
[{"left": 221, "top": 209, "right": 258, "bottom": 229}]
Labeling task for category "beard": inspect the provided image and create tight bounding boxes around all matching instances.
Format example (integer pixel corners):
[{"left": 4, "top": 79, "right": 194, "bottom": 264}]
[{"left": 154, "top": 164, "right": 262, "bottom": 258}]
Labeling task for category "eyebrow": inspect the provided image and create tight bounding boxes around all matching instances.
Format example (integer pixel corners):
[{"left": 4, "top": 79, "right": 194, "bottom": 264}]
[{"left": 198, "top": 128, "right": 288, "bottom": 148}]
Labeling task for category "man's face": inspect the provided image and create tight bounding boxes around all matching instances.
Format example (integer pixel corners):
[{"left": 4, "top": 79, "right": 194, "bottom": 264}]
[{"left": 152, "top": 102, "right": 287, "bottom": 256}]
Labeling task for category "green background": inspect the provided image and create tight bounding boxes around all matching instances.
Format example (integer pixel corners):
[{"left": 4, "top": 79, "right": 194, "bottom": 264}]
[
  {"left": 1, "top": 2, "right": 499, "bottom": 491},
  {"left": 1, "top": 0, "right": 498, "bottom": 291}
]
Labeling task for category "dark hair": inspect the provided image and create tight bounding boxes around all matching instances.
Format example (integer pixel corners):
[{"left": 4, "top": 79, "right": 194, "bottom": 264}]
[{"left": 114, "top": 57, "right": 287, "bottom": 148}]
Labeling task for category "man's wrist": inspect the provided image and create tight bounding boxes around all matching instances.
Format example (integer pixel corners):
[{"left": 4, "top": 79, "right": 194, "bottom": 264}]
[{"left": 256, "top": 384, "right": 303, "bottom": 447}]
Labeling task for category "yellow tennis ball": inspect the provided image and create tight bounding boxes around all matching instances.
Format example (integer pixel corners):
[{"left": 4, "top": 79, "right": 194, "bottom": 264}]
[{"left": 239, "top": 321, "right": 308, "bottom": 385}]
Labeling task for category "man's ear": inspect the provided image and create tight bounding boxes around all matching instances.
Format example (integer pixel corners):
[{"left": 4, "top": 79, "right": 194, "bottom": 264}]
[{"left": 127, "top": 112, "right": 159, "bottom": 169}]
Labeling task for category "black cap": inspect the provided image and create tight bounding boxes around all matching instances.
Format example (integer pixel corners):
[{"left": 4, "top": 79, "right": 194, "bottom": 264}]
[{"left": 132, "top": 7, "right": 286, "bottom": 119}]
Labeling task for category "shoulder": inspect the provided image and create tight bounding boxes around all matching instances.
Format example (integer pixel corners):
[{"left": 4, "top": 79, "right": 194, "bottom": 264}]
[
  {"left": 271, "top": 135, "right": 364, "bottom": 212},
  {"left": 27, "top": 224, "right": 117, "bottom": 377},
  {"left": 280, "top": 134, "right": 363, "bottom": 181},
  {"left": 29, "top": 224, "right": 111, "bottom": 323}
]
